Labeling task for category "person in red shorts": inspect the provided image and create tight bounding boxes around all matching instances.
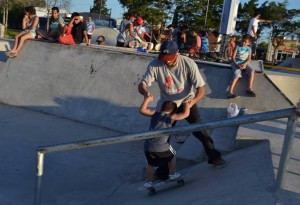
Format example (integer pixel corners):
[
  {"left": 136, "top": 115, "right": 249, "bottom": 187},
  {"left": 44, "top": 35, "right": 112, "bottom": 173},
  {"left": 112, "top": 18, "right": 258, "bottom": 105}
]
[{"left": 58, "top": 12, "right": 89, "bottom": 46}]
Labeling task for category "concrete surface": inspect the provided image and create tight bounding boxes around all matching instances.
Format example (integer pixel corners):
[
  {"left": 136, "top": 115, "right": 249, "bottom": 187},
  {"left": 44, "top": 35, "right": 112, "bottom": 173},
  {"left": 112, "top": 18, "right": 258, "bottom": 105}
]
[
  {"left": 279, "top": 58, "right": 300, "bottom": 68},
  {"left": 90, "top": 27, "right": 118, "bottom": 46},
  {"left": 0, "top": 39, "right": 299, "bottom": 205},
  {"left": 265, "top": 70, "right": 300, "bottom": 106},
  {"left": 0, "top": 38, "right": 13, "bottom": 62}
]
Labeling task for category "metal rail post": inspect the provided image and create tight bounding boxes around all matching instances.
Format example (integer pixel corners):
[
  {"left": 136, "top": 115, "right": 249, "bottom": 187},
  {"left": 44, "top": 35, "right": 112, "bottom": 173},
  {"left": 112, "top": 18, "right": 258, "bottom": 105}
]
[
  {"left": 275, "top": 103, "right": 299, "bottom": 190},
  {"left": 34, "top": 151, "right": 45, "bottom": 205}
]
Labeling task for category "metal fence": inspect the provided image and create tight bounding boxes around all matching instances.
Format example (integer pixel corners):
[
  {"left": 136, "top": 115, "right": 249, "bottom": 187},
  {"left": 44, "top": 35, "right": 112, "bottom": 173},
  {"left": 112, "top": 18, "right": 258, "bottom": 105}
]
[{"left": 34, "top": 105, "right": 300, "bottom": 205}]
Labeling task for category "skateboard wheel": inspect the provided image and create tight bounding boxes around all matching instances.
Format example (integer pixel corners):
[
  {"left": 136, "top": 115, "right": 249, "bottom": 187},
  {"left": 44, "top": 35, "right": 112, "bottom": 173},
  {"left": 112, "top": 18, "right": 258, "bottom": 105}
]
[
  {"left": 177, "top": 179, "right": 185, "bottom": 186},
  {"left": 148, "top": 189, "right": 156, "bottom": 196}
]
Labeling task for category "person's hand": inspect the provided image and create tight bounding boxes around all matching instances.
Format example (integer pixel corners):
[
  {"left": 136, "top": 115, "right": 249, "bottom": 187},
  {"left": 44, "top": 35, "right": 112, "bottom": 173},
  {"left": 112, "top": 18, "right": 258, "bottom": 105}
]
[
  {"left": 254, "top": 33, "right": 258, "bottom": 39},
  {"left": 240, "top": 64, "right": 247, "bottom": 70},
  {"left": 144, "top": 91, "right": 152, "bottom": 99},
  {"left": 183, "top": 100, "right": 192, "bottom": 109},
  {"left": 145, "top": 94, "right": 154, "bottom": 102}
]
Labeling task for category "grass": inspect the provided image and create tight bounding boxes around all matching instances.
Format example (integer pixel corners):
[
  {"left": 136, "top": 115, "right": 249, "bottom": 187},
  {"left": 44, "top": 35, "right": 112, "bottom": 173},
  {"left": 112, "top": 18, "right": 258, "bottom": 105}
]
[{"left": 5, "top": 28, "right": 21, "bottom": 38}]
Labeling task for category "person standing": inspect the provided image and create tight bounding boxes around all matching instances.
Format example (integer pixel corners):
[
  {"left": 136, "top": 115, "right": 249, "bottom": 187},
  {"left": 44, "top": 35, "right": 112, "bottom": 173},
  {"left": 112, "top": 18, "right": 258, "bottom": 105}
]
[
  {"left": 247, "top": 12, "right": 272, "bottom": 57},
  {"left": 140, "top": 95, "right": 191, "bottom": 188},
  {"left": 86, "top": 17, "right": 96, "bottom": 45},
  {"left": 138, "top": 40, "right": 226, "bottom": 168}
]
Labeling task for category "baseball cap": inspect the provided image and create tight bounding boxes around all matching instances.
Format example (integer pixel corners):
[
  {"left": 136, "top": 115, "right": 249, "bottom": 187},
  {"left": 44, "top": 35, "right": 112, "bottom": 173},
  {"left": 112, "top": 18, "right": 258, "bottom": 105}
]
[
  {"left": 158, "top": 40, "right": 179, "bottom": 61},
  {"left": 96, "top": 35, "right": 105, "bottom": 42},
  {"left": 136, "top": 17, "right": 143, "bottom": 25}
]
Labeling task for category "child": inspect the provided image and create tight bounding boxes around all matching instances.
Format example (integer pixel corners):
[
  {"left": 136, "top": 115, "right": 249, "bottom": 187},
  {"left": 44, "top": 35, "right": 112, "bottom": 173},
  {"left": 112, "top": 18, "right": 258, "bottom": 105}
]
[
  {"left": 227, "top": 35, "right": 236, "bottom": 59},
  {"left": 6, "top": 6, "right": 39, "bottom": 58},
  {"left": 188, "top": 30, "right": 201, "bottom": 58},
  {"left": 139, "top": 94, "right": 191, "bottom": 188},
  {"left": 228, "top": 34, "right": 256, "bottom": 98}
]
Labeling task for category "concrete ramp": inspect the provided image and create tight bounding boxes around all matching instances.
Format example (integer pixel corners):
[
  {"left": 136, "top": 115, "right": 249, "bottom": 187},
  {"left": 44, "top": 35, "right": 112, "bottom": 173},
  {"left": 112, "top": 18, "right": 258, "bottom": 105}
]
[
  {"left": 0, "top": 40, "right": 292, "bottom": 135},
  {"left": 90, "top": 27, "right": 118, "bottom": 46},
  {"left": 265, "top": 70, "right": 300, "bottom": 106}
]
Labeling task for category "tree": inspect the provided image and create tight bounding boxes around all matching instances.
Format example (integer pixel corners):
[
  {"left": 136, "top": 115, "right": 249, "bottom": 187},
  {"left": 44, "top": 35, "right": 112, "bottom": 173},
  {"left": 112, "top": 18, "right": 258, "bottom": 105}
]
[{"left": 90, "top": 0, "right": 109, "bottom": 18}]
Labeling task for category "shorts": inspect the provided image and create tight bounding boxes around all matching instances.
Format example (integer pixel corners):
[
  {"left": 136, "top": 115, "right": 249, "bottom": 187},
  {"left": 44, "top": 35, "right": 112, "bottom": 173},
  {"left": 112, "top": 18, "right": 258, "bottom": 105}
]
[
  {"left": 24, "top": 30, "right": 36, "bottom": 39},
  {"left": 145, "top": 150, "right": 175, "bottom": 167},
  {"left": 58, "top": 34, "right": 75, "bottom": 45},
  {"left": 87, "top": 34, "right": 92, "bottom": 39},
  {"left": 231, "top": 62, "right": 254, "bottom": 78}
]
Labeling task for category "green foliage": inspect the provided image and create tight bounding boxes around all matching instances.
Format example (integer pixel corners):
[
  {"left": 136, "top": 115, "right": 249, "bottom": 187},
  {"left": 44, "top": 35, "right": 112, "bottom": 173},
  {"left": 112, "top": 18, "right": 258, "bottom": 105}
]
[
  {"left": 258, "top": 41, "right": 268, "bottom": 49},
  {"left": 90, "top": 0, "right": 109, "bottom": 16}
]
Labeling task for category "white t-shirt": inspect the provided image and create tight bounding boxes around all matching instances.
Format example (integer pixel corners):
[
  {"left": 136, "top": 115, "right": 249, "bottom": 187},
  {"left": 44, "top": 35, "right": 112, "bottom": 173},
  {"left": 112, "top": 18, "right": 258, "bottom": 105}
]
[
  {"left": 141, "top": 55, "right": 205, "bottom": 110},
  {"left": 247, "top": 18, "right": 260, "bottom": 37}
]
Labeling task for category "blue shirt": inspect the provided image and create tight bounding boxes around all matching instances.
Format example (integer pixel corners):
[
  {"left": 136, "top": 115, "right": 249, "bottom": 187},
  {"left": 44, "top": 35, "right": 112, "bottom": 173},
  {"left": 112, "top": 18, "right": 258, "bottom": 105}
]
[
  {"left": 144, "top": 112, "right": 172, "bottom": 152},
  {"left": 235, "top": 45, "right": 251, "bottom": 65},
  {"left": 201, "top": 37, "right": 209, "bottom": 53}
]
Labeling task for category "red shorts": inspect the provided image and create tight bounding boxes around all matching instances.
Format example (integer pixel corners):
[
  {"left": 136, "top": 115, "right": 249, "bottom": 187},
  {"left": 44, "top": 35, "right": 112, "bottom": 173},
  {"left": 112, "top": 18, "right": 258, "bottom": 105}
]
[{"left": 58, "top": 26, "right": 75, "bottom": 45}]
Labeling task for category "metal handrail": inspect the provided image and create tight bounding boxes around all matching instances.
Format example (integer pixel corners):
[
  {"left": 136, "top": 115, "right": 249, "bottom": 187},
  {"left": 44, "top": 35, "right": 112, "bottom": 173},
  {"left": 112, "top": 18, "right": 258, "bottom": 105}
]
[{"left": 34, "top": 106, "right": 300, "bottom": 205}]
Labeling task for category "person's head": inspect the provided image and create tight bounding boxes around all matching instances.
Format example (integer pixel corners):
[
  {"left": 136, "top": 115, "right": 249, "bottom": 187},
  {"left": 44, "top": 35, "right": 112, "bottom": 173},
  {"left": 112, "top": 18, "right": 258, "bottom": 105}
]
[
  {"left": 51, "top": 7, "right": 59, "bottom": 19},
  {"left": 96, "top": 35, "right": 105, "bottom": 45},
  {"left": 167, "top": 24, "right": 174, "bottom": 31},
  {"left": 25, "top": 6, "right": 36, "bottom": 16},
  {"left": 241, "top": 34, "right": 251, "bottom": 46},
  {"left": 124, "top": 12, "right": 135, "bottom": 21},
  {"left": 231, "top": 35, "right": 236, "bottom": 41},
  {"left": 71, "top": 12, "right": 81, "bottom": 24},
  {"left": 88, "top": 17, "right": 92, "bottom": 22},
  {"left": 158, "top": 40, "right": 179, "bottom": 67},
  {"left": 161, "top": 101, "right": 177, "bottom": 114},
  {"left": 254, "top": 11, "right": 261, "bottom": 18},
  {"left": 135, "top": 17, "right": 143, "bottom": 26}
]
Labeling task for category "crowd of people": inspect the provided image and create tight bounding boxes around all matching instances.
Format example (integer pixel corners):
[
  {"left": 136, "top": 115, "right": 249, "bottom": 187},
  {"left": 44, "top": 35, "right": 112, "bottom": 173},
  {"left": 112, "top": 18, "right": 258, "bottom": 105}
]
[{"left": 5, "top": 6, "right": 272, "bottom": 189}]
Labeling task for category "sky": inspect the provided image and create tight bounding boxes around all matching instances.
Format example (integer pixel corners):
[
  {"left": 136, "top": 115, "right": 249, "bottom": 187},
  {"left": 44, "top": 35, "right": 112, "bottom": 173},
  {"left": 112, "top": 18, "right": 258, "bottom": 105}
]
[{"left": 70, "top": 0, "right": 300, "bottom": 19}]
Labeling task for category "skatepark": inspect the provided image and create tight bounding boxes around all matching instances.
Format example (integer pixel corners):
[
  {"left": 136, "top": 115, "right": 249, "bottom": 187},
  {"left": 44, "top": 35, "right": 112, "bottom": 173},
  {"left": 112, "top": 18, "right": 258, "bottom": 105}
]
[{"left": 0, "top": 37, "right": 299, "bottom": 205}]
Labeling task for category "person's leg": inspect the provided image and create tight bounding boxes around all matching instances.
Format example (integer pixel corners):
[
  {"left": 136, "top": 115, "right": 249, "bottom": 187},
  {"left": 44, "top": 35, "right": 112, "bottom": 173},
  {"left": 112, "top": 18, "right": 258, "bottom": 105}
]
[
  {"left": 168, "top": 156, "right": 176, "bottom": 174},
  {"left": 248, "top": 70, "right": 255, "bottom": 91},
  {"left": 229, "top": 77, "right": 239, "bottom": 94},
  {"left": 176, "top": 104, "right": 222, "bottom": 163},
  {"left": 146, "top": 165, "right": 155, "bottom": 182},
  {"left": 57, "top": 34, "right": 75, "bottom": 45},
  {"left": 10, "top": 32, "right": 26, "bottom": 53},
  {"left": 228, "top": 63, "right": 242, "bottom": 97},
  {"left": 14, "top": 33, "right": 34, "bottom": 54}
]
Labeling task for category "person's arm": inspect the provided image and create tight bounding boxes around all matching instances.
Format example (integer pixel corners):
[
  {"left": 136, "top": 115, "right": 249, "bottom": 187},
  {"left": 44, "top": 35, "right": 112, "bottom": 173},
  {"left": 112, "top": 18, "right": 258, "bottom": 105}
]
[
  {"left": 92, "top": 22, "right": 96, "bottom": 33},
  {"left": 83, "top": 30, "right": 89, "bottom": 46},
  {"left": 22, "top": 15, "right": 28, "bottom": 30},
  {"left": 259, "top": 19, "right": 272, "bottom": 23},
  {"left": 231, "top": 45, "right": 240, "bottom": 68},
  {"left": 139, "top": 95, "right": 156, "bottom": 117},
  {"left": 187, "top": 86, "right": 205, "bottom": 107},
  {"left": 128, "top": 23, "right": 136, "bottom": 38},
  {"left": 27, "top": 16, "right": 39, "bottom": 30},
  {"left": 59, "top": 17, "right": 64, "bottom": 28},
  {"left": 68, "top": 17, "right": 75, "bottom": 28},
  {"left": 251, "top": 25, "right": 257, "bottom": 39},
  {"left": 171, "top": 101, "right": 191, "bottom": 121},
  {"left": 138, "top": 83, "right": 152, "bottom": 98},
  {"left": 240, "top": 49, "right": 252, "bottom": 69}
]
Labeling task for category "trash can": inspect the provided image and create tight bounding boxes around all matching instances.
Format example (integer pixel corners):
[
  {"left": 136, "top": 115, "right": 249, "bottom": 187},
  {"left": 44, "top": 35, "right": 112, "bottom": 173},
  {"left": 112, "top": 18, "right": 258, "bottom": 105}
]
[{"left": 0, "top": 24, "right": 5, "bottom": 38}]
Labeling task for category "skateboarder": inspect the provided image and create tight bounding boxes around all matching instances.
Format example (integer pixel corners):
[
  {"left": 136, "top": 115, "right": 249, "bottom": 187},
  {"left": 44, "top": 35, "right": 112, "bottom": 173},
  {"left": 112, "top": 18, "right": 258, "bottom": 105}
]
[
  {"left": 139, "top": 94, "right": 191, "bottom": 188},
  {"left": 138, "top": 40, "right": 226, "bottom": 168}
]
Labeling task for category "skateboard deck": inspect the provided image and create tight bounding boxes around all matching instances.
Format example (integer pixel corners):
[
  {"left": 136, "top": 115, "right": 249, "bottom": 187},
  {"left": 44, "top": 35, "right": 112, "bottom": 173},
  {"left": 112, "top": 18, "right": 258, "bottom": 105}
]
[{"left": 138, "top": 175, "right": 186, "bottom": 196}]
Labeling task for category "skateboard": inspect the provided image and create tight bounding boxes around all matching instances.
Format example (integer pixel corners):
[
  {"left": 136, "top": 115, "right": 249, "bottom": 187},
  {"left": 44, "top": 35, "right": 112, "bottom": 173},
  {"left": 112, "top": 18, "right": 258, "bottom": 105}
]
[{"left": 139, "top": 175, "right": 186, "bottom": 196}]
